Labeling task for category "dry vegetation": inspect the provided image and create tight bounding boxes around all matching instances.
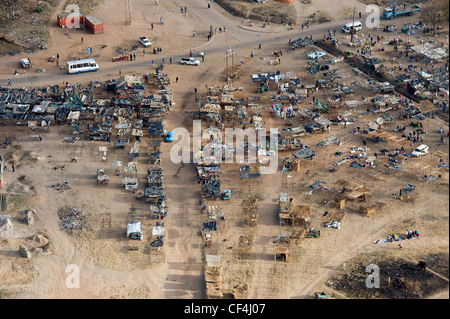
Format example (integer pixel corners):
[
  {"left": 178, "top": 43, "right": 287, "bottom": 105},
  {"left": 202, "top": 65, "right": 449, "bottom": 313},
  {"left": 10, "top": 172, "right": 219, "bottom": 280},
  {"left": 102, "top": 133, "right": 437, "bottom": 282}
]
[
  {"left": 215, "top": 0, "right": 297, "bottom": 25},
  {"left": 0, "top": 0, "right": 104, "bottom": 54},
  {"left": 326, "top": 250, "right": 449, "bottom": 299}
]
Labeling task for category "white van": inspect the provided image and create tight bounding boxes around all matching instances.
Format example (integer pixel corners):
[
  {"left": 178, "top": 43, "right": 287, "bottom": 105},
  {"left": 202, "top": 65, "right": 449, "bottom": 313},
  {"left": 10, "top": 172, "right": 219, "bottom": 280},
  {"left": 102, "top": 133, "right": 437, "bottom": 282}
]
[
  {"left": 342, "top": 21, "right": 362, "bottom": 33},
  {"left": 411, "top": 144, "right": 429, "bottom": 157}
]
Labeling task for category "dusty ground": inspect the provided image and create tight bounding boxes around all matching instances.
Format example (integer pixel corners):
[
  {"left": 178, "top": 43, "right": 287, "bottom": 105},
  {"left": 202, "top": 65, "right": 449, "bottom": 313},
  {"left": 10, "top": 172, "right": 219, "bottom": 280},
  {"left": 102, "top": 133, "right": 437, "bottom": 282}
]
[{"left": 0, "top": 0, "right": 448, "bottom": 300}]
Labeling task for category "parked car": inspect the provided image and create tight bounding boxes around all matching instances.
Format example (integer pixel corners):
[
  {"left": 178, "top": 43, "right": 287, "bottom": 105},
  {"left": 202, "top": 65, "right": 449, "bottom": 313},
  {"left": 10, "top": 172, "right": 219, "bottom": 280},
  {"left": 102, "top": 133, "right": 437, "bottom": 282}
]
[
  {"left": 139, "top": 37, "right": 151, "bottom": 47},
  {"left": 411, "top": 144, "right": 429, "bottom": 157},
  {"left": 21, "top": 58, "right": 31, "bottom": 68},
  {"left": 180, "top": 57, "right": 200, "bottom": 66},
  {"left": 165, "top": 131, "right": 174, "bottom": 142}
]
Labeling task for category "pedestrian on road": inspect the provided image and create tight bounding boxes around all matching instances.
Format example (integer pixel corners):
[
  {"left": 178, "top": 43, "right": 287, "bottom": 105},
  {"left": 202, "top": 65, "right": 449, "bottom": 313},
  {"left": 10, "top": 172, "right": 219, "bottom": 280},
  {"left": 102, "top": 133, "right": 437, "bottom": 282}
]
[
  {"left": 12, "top": 164, "right": 15, "bottom": 172},
  {"left": 258, "top": 43, "right": 261, "bottom": 49},
  {"left": 130, "top": 54, "right": 133, "bottom": 61},
  {"left": 193, "top": 30, "right": 196, "bottom": 37},
  {"left": 184, "top": 6, "right": 187, "bottom": 13},
  {"left": 202, "top": 55, "right": 204, "bottom": 62},
  {"left": 134, "top": 54, "right": 136, "bottom": 61},
  {"left": 151, "top": 23, "right": 154, "bottom": 30},
  {"left": 170, "top": 57, "right": 172, "bottom": 64},
  {"left": 7, "top": 79, "right": 11, "bottom": 86},
  {"left": 176, "top": 76, "right": 178, "bottom": 83},
  {"left": 208, "top": 1, "right": 210, "bottom": 8}
]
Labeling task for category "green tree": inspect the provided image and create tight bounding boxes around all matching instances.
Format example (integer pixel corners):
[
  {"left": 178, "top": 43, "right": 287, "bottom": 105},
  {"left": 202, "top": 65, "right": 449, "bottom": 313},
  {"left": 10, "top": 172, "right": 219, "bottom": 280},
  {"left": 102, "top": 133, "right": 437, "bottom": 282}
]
[{"left": 421, "top": 0, "right": 445, "bottom": 36}]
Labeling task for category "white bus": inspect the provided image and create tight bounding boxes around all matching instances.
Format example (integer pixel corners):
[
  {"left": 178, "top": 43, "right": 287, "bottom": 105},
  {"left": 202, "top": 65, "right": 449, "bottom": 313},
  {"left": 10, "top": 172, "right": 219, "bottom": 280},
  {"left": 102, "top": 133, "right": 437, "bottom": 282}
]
[
  {"left": 342, "top": 21, "right": 362, "bottom": 33},
  {"left": 66, "top": 58, "right": 99, "bottom": 74}
]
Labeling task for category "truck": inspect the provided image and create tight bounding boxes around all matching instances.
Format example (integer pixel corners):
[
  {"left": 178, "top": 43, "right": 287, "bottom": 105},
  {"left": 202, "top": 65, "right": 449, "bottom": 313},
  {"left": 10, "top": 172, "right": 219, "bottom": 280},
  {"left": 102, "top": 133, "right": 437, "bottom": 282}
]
[
  {"left": 180, "top": 57, "right": 200, "bottom": 66},
  {"left": 139, "top": 37, "right": 152, "bottom": 47},
  {"left": 382, "top": 5, "right": 420, "bottom": 19}
]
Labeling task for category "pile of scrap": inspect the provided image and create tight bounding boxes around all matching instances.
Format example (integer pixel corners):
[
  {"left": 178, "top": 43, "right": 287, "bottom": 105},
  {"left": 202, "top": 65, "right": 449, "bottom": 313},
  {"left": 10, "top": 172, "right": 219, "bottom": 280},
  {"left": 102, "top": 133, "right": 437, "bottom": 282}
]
[
  {"left": 58, "top": 207, "right": 88, "bottom": 234},
  {"left": 292, "top": 148, "right": 316, "bottom": 160},
  {"left": 201, "top": 180, "right": 221, "bottom": 200},
  {"left": 199, "top": 103, "right": 221, "bottom": 123},
  {"left": 141, "top": 187, "right": 167, "bottom": 205},
  {"left": 147, "top": 167, "right": 163, "bottom": 187},
  {"left": 96, "top": 168, "right": 109, "bottom": 185},
  {"left": 289, "top": 36, "right": 314, "bottom": 49},
  {"left": 196, "top": 163, "right": 220, "bottom": 181},
  {"left": 121, "top": 177, "right": 138, "bottom": 190},
  {"left": 282, "top": 157, "right": 301, "bottom": 173},
  {"left": 150, "top": 222, "right": 165, "bottom": 250},
  {"left": 114, "top": 138, "right": 130, "bottom": 149},
  {"left": 239, "top": 165, "right": 261, "bottom": 179},
  {"left": 205, "top": 206, "right": 225, "bottom": 221}
]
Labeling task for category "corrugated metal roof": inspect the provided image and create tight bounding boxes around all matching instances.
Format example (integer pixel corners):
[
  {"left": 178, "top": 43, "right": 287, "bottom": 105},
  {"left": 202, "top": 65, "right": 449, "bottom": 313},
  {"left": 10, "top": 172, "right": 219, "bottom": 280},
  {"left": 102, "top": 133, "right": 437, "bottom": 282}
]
[{"left": 85, "top": 15, "right": 102, "bottom": 25}]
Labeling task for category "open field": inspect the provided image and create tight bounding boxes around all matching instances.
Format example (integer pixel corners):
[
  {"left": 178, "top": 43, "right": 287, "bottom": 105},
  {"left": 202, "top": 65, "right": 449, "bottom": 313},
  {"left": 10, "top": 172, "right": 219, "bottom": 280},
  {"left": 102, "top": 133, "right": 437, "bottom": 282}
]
[{"left": 0, "top": 0, "right": 448, "bottom": 302}]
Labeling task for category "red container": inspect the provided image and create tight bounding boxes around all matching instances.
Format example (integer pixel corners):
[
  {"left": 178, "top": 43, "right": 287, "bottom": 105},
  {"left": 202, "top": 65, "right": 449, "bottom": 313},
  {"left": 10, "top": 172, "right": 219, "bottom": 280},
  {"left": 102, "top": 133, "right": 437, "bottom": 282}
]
[{"left": 84, "top": 15, "right": 104, "bottom": 34}]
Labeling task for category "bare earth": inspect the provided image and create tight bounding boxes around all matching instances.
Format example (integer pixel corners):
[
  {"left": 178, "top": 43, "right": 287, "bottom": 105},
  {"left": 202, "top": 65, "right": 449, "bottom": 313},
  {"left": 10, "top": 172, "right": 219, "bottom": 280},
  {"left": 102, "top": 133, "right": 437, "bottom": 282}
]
[{"left": 0, "top": 0, "right": 448, "bottom": 299}]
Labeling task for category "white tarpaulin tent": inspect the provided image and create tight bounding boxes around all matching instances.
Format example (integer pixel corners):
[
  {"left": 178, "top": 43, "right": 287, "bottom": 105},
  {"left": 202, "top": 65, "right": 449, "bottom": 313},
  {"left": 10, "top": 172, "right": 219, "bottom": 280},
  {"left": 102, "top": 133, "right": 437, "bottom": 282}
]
[
  {"left": 152, "top": 226, "right": 165, "bottom": 237},
  {"left": 412, "top": 43, "right": 448, "bottom": 60},
  {"left": 127, "top": 222, "right": 143, "bottom": 240}
]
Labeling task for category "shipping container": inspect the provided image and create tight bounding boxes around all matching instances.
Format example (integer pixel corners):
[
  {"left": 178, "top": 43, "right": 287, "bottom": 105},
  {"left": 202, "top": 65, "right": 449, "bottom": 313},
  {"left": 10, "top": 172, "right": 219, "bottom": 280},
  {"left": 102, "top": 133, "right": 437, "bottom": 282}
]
[{"left": 84, "top": 15, "right": 104, "bottom": 34}]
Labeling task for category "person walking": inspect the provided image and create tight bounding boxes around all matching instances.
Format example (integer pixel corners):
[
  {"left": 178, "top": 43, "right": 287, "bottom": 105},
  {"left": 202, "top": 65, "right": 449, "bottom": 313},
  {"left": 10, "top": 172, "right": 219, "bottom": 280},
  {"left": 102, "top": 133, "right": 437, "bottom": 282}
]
[
  {"left": 12, "top": 164, "right": 15, "bottom": 172},
  {"left": 133, "top": 53, "right": 136, "bottom": 61},
  {"left": 7, "top": 79, "right": 12, "bottom": 86},
  {"left": 208, "top": 1, "right": 211, "bottom": 8},
  {"left": 151, "top": 23, "right": 154, "bottom": 30},
  {"left": 176, "top": 76, "right": 178, "bottom": 84},
  {"left": 170, "top": 57, "right": 172, "bottom": 64}
]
